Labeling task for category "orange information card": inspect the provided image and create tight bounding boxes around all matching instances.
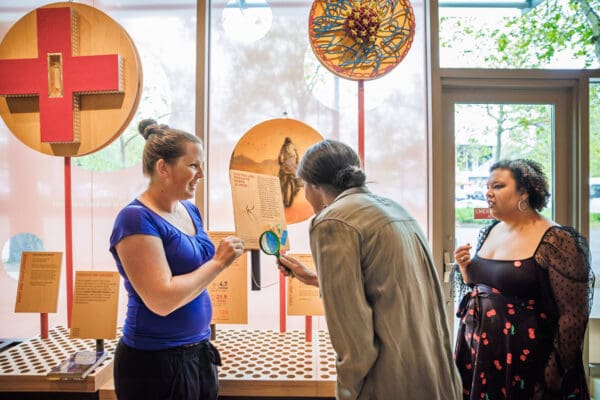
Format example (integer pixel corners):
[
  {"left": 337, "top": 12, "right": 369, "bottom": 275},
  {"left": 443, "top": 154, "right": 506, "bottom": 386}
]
[
  {"left": 70, "top": 271, "right": 120, "bottom": 339},
  {"left": 229, "top": 169, "right": 289, "bottom": 251},
  {"left": 208, "top": 232, "right": 248, "bottom": 324},
  {"left": 287, "top": 254, "right": 324, "bottom": 316},
  {"left": 15, "top": 251, "right": 62, "bottom": 313}
]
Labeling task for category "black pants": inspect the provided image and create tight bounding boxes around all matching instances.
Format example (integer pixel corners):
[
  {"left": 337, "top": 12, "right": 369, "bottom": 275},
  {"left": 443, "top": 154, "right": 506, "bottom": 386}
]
[{"left": 114, "top": 338, "right": 222, "bottom": 400}]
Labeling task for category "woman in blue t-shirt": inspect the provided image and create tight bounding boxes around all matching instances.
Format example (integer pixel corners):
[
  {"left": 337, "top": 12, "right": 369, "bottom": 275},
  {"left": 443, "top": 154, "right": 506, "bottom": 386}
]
[{"left": 109, "top": 119, "right": 245, "bottom": 400}]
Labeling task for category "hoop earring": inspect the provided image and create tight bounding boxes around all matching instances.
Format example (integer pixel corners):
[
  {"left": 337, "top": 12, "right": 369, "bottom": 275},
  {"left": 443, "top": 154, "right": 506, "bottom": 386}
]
[{"left": 518, "top": 199, "right": 527, "bottom": 212}]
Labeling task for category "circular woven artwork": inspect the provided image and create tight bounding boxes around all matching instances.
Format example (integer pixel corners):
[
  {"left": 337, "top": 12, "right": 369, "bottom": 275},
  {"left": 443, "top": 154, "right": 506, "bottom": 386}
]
[{"left": 308, "top": 0, "right": 415, "bottom": 81}]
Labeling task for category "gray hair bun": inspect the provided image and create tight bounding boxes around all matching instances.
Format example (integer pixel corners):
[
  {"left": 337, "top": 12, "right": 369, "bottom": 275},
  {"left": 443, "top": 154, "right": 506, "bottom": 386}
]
[{"left": 334, "top": 165, "right": 366, "bottom": 190}]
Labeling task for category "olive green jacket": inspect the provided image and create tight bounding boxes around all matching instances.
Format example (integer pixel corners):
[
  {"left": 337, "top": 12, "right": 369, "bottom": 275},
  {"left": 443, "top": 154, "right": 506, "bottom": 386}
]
[{"left": 309, "top": 186, "right": 461, "bottom": 400}]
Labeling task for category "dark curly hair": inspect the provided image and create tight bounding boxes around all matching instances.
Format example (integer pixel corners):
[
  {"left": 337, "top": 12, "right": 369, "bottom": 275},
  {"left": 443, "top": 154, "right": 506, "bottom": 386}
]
[
  {"left": 137, "top": 118, "right": 201, "bottom": 176},
  {"left": 490, "top": 159, "right": 550, "bottom": 211},
  {"left": 297, "top": 139, "right": 366, "bottom": 195}
]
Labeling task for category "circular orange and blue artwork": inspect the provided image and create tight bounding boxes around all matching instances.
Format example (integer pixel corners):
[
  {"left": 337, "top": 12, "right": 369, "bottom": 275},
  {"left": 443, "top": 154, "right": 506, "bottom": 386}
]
[{"left": 308, "top": 0, "right": 415, "bottom": 81}]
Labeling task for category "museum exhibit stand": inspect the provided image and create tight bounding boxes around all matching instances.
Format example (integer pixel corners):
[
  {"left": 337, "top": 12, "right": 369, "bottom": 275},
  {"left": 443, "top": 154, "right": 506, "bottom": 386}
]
[
  {"left": 0, "top": 326, "right": 337, "bottom": 399},
  {"left": 0, "top": 0, "right": 418, "bottom": 398}
]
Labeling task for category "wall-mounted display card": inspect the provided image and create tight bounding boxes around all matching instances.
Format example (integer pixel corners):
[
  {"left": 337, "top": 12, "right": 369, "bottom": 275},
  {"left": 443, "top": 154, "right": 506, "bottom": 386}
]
[
  {"left": 15, "top": 252, "right": 62, "bottom": 313},
  {"left": 70, "top": 271, "right": 120, "bottom": 339},
  {"left": 287, "top": 254, "right": 324, "bottom": 316},
  {"left": 208, "top": 232, "right": 248, "bottom": 324}
]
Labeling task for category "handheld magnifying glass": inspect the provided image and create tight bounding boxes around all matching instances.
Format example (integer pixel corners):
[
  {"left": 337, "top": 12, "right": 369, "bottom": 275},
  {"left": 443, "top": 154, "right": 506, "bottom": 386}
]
[
  {"left": 259, "top": 230, "right": 281, "bottom": 258},
  {"left": 259, "top": 230, "right": 292, "bottom": 275}
]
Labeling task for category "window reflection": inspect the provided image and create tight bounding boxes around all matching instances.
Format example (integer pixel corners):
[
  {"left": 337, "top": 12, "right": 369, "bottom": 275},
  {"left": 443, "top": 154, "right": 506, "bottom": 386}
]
[
  {"left": 75, "top": 49, "right": 172, "bottom": 172},
  {"left": 2, "top": 233, "right": 44, "bottom": 281},
  {"left": 222, "top": 0, "right": 272, "bottom": 44},
  {"left": 303, "top": 48, "right": 394, "bottom": 112}
]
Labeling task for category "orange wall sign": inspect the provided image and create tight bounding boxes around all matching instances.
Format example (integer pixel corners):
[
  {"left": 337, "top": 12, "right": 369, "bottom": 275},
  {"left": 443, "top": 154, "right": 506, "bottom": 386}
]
[
  {"left": 0, "top": 2, "right": 142, "bottom": 156},
  {"left": 474, "top": 207, "right": 494, "bottom": 220}
]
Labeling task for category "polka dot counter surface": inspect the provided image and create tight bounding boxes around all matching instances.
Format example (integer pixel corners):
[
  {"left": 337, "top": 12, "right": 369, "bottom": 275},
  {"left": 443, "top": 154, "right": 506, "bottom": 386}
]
[{"left": 0, "top": 326, "right": 337, "bottom": 396}]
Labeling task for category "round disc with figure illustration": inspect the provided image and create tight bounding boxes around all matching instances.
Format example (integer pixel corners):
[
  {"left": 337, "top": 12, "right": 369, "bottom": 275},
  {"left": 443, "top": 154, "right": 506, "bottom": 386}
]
[
  {"left": 230, "top": 118, "right": 324, "bottom": 224},
  {"left": 308, "top": 0, "right": 415, "bottom": 81}
]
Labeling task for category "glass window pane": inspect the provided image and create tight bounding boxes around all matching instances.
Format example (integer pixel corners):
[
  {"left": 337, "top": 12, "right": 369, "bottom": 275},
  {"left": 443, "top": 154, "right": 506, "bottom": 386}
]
[
  {"left": 209, "top": 0, "right": 428, "bottom": 330},
  {"left": 453, "top": 102, "right": 554, "bottom": 340},
  {"left": 439, "top": 1, "right": 600, "bottom": 69},
  {"left": 590, "top": 83, "right": 600, "bottom": 318},
  {"left": 1, "top": 233, "right": 44, "bottom": 280},
  {"left": 0, "top": 0, "right": 196, "bottom": 337},
  {"left": 454, "top": 103, "right": 553, "bottom": 262}
]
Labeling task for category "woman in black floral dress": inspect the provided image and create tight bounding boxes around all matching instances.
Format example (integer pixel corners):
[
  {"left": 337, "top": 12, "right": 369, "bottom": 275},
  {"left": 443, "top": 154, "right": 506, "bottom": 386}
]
[{"left": 454, "top": 159, "right": 594, "bottom": 400}]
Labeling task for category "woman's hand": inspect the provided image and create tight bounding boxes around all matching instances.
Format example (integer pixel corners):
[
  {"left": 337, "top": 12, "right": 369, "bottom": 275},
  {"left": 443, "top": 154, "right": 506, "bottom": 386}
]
[
  {"left": 213, "top": 236, "right": 245, "bottom": 269},
  {"left": 277, "top": 254, "right": 319, "bottom": 287},
  {"left": 454, "top": 243, "right": 472, "bottom": 283}
]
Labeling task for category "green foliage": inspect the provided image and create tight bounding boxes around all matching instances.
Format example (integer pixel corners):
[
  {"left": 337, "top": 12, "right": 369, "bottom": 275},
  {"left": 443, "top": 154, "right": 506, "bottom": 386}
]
[
  {"left": 440, "top": 0, "right": 600, "bottom": 68},
  {"left": 74, "top": 49, "right": 173, "bottom": 173},
  {"left": 456, "top": 139, "right": 493, "bottom": 171},
  {"left": 5, "top": 233, "right": 43, "bottom": 264},
  {"left": 491, "top": 1, "right": 572, "bottom": 66},
  {"left": 454, "top": 103, "right": 552, "bottom": 168},
  {"left": 440, "top": 0, "right": 600, "bottom": 178},
  {"left": 74, "top": 130, "right": 145, "bottom": 172}
]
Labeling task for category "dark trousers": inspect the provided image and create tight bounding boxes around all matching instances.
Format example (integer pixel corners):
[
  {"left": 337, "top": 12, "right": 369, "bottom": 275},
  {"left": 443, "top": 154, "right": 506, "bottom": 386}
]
[{"left": 114, "top": 338, "right": 222, "bottom": 400}]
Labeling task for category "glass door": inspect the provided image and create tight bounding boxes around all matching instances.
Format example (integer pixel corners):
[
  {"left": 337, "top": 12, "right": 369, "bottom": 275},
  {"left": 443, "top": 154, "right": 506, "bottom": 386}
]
[
  {"left": 453, "top": 101, "right": 554, "bottom": 253},
  {"left": 437, "top": 82, "right": 578, "bottom": 334}
]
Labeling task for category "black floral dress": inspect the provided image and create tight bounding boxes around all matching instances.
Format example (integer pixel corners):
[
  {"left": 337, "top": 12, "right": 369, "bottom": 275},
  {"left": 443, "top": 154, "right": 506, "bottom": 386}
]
[{"left": 454, "top": 222, "right": 594, "bottom": 400}]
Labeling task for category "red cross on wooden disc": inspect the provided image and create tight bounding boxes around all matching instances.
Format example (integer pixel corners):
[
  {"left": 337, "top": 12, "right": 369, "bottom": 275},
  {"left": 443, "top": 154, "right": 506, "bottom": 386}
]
[{"left": 0, "top": 2, "right": 142, "bottom": 157}]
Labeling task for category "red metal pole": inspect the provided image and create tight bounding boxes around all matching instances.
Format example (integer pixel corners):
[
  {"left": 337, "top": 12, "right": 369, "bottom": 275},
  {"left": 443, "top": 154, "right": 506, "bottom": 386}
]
[
  {"left": 305, "top": 316, "right": 312, "bottom": 343},
  {"left": 279, "top": 272, "right": 286, "bottom": 333},
  {"left": 40, "top": 313, "right": 48, "bottom": 339},
  {"left": 64, "top": 157, "right": 73, "bottom": 327},
  {"left": 358, "top": 80, "right": 365, "bottom": 166}
]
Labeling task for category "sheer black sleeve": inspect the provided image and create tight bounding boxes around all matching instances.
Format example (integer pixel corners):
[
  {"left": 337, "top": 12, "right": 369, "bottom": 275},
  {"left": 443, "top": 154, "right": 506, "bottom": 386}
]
[
  {"left": 451, "top": 220, "right": 500, "bottom": 302},
  {"left": 535, "top": 226, "right": 594, "bottom": 390}
]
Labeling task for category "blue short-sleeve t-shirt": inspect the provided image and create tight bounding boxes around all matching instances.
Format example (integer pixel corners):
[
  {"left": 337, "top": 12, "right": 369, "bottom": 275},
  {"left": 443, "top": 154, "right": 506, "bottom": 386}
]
[{"left": 109, "top": 199, "right": 216, "bottom": 350}]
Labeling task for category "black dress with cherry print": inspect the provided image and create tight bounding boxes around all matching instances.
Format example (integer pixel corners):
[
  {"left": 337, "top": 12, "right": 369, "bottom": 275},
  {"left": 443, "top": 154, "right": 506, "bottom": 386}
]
[{"left": 454, "top": 221, "right": 594, "bottom": 400}]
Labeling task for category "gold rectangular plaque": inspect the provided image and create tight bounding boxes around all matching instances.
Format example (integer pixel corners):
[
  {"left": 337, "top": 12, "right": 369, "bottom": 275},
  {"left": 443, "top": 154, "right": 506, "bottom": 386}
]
[{"left": 15, "top": 252, "right": 62, "bottom": 313}]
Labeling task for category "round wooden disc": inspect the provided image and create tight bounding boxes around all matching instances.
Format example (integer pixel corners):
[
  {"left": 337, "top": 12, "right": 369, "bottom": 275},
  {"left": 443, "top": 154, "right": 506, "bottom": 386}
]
[
  {"left": 0, "top": 2, "right": 142, "bottom": 157},
  {"left": 230, "top": 118, "right": 324, "bottom": 224},
  {"left": 308, "top": 0, "right": 415, "bottom": 81}
]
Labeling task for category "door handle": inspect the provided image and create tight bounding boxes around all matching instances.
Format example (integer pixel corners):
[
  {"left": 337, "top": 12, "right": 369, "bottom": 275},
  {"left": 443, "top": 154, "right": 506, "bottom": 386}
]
[{"left": 443, "top": 251, "right": 454, "bottom": 283}]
